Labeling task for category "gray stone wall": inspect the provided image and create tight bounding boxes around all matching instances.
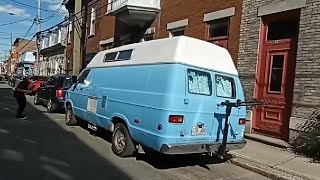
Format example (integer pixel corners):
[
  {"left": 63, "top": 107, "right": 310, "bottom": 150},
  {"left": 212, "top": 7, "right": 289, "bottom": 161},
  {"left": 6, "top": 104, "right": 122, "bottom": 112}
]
[
  {"left": 238, "top": 0, "right": 320, "bottom": 138},
  {"left": 290, "top": 0, "right": 320, "bottom": 138}
]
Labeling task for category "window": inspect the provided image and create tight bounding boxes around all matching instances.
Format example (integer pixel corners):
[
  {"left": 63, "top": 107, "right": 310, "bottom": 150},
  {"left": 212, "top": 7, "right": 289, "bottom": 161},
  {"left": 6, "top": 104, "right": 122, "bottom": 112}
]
[
  {"left": 269, "top": 54, "right": 284, "bottom": 92},
  {"left": 170, "top": 27, "right": 185, "bottom": 37},
  {"left": 143, "top": 34, "right": 153, "bottom": 41},
  {"left": 78, "top": 69, "right": 91, "bottom": 83},
  {"left": 64, "top": 77, "right": 73, "bottom": 89},
  {"left": 89, "top": 7, "right": 96, "bottom": 36},
  {"left": 103, "top": 49, "right": 133, "bottom": 62},
  {"left": 188, "top": 69, "right": 212, "bottom": 96},
  {"left": 208, "top": 18, "right": 229, "bottom": 39},
  {"left": 117, "top": 50, "right": 133, "bottom": 60},
  {"left": 215, "top": 75, "right": 236, "bottom": 98},
  {"left": 103, "top": 52, "right": 118, "bottom": 62},
  {"left": 267, "top": 22, "right": 298, "bottom": 41}
]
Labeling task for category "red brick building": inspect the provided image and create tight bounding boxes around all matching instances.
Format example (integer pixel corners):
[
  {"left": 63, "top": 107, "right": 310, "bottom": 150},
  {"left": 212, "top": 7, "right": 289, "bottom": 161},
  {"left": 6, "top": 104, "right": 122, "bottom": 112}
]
[{"left": 65, "top": 0, "right": 243, "bottom": 72}]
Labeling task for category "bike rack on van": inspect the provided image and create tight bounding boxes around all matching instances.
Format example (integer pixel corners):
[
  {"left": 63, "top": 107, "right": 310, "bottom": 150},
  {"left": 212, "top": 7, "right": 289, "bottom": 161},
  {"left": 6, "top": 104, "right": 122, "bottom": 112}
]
[{"left": 217, "top": 99, "right": 264, "bottom": 159}]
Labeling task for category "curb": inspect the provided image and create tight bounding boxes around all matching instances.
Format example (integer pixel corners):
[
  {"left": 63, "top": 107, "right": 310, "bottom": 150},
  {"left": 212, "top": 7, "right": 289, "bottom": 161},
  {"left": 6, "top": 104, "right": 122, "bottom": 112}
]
[
  {"left": 244, "top": 134, "right": 290, "bottom": 149},
  {"left": 230, "top": 153, "right": 316, "bottom": 180}
]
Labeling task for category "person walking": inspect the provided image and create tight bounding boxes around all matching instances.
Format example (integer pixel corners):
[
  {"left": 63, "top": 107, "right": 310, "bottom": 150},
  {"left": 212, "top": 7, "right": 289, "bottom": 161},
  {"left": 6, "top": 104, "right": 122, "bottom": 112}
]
[{"left": 14, "top": 77, "right": 31, "bottom": 119}]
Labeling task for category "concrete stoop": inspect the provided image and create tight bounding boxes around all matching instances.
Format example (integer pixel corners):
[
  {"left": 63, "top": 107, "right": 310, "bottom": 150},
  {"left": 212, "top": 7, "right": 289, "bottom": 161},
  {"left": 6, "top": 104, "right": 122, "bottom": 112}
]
[{"left": 230, "top": 153, "right": 317, "bottom": 180}]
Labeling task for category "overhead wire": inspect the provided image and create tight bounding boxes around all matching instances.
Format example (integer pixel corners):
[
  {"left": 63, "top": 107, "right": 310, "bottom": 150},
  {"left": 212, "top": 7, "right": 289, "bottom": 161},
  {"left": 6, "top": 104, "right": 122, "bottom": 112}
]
[
  {"left": 0, "top": 18, "right": 29, "bottom": 27},
  {"left": 41, "top": 3, "right": 64, "bottom": 23},
  {"left": 39, "top": 0, "right": 103, "bottom": 35},
  {"left": 1, "top": 0, "right": 65, "bottom": 14}
]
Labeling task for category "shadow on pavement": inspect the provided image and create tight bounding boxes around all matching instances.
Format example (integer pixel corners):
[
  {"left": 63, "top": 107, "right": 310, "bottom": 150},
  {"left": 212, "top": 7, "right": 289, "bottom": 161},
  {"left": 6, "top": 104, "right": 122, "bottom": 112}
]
[
  {"left": 0, "top": 87, "right": 132, "bottom": 180},
  {"left": 78, "top": 114, "right": 230, "bottom": 170}
]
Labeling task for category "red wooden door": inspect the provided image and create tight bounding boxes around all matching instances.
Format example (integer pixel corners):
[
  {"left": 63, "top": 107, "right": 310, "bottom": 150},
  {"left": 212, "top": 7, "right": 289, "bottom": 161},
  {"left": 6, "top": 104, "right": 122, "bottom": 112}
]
[{"left": 253, "top": 14, "right": 298, "bottom": 140}]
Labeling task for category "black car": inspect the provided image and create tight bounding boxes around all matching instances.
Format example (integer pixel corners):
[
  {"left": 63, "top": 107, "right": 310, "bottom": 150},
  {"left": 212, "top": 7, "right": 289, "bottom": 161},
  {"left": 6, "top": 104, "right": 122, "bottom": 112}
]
[{"left": 34, "top": 74, "right": 73, "bottom": 113}]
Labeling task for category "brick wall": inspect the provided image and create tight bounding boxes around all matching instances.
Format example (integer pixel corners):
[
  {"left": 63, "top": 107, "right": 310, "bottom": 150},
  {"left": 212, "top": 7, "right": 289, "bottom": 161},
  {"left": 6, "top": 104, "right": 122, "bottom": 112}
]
[
  {"left": 73, "top": 0, "right": 242, "bottom": 63},
  {"left": 238, "top": 0, "right": 320, "bottom": 138},
  {"left": 158, "top": 0, "right": 243, "bottom": 62}
]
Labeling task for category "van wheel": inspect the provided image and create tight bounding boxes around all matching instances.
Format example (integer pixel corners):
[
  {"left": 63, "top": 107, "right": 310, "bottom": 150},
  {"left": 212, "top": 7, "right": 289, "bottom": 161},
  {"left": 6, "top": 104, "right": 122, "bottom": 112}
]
[
  {"left": 65, "top": 105, "right": 77, "bottom": 126},
  {"left": 34, "top": 92, "right": 40, "bottom": 105},
  {"left": 47, "top": 99, "right": 56, "bottom": 113},
  {"left": 111, "top": 123, "right": 135, "bottom": 157}
]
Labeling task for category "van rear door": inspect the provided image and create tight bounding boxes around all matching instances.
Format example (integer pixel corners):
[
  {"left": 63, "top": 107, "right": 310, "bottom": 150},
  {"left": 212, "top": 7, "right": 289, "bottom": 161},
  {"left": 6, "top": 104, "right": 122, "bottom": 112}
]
[
  {"left": 183, "top": 69, "right": 215, "bottom": 141},
  {"left": 213, "top": 73, "right": 239, "bottom": 141}
]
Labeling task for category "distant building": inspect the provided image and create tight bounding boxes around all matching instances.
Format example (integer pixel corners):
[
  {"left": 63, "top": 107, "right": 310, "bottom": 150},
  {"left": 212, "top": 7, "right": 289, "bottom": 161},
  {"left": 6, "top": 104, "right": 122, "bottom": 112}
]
[
  {"left": 10, "top": 38, "right": 37, "bottom": 75},
  {"left": 38, "top": 25, "right": 68, "bottom": 76}
]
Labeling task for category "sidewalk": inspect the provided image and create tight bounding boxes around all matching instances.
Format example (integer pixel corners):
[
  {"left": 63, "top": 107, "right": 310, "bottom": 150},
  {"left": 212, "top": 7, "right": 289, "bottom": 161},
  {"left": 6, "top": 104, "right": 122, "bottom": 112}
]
[{"left": 230, "top": 139, "right": 320, "bottom": 180}]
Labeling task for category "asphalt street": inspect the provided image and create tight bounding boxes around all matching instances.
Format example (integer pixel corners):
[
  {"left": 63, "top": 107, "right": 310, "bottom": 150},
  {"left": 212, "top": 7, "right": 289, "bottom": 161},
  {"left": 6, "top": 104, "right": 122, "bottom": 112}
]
[{"left": 0, "top": 81, "right": 269, "bottom": 180}]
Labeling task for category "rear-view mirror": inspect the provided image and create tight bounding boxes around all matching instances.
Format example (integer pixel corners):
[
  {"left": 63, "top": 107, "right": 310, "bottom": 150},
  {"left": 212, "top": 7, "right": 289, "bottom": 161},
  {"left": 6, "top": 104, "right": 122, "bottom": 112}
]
[{"left": 71, "top": 75, "right": 77, "bottom": 84}]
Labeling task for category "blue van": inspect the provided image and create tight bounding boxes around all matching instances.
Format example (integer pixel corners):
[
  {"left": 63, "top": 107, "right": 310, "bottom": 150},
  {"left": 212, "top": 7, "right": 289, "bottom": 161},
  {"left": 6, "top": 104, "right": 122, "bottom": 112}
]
[{"left": 65, "top": 36, "right": 247, "bottom": 158}]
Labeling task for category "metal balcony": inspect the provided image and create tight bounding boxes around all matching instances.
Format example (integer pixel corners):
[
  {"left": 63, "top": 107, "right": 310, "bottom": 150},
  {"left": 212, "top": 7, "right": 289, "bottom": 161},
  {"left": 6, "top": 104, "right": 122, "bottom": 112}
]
[{"left": 107, "top": 0, "right": 161, "bottom": 27}]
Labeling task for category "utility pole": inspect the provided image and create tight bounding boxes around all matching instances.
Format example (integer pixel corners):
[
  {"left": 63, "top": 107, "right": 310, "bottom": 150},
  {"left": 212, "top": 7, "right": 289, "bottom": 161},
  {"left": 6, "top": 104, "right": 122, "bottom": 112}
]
[
  {"left": 9, "top": 33, "right": 12, "bottom": 75},
  {"left": 36, "top": 0, "right": 41, "bottom": 75}
]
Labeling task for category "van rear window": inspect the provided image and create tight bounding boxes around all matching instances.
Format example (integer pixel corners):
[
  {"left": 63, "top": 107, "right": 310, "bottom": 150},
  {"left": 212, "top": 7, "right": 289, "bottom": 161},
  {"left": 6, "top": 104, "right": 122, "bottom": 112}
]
[
  {"left": 188, "top": 69, "right": 212, "bottom": 96},
  {"left": 215, "top": 75, "right": 236, "bottom": 98}
]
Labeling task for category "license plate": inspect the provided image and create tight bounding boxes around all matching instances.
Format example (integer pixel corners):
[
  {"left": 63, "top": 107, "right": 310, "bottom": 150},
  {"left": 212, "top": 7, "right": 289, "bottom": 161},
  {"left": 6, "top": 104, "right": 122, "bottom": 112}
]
[{"left": 191, "top": 126, "right": 206, "bottom": 135}]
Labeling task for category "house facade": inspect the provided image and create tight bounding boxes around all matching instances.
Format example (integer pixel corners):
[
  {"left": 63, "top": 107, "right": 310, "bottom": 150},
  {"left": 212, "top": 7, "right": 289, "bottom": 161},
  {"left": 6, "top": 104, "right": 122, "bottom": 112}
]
[
  {"left": 65, "top": 0, "right": 243, "bottom": 72},
  {"left": 38, "top": 25, "right": 68, "bottom": 76},
  {"left": 10, "top": 38, "right": 37, "bottom": 75},
  {"left": 238, "top": 0, "right": 320, "bottom": 141}
]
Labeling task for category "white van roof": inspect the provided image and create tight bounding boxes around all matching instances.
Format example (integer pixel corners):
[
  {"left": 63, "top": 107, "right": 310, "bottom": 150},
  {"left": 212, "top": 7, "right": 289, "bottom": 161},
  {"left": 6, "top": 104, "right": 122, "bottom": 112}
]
[{"left": 87, "top": 36, "right": 238, "bottom": 75}]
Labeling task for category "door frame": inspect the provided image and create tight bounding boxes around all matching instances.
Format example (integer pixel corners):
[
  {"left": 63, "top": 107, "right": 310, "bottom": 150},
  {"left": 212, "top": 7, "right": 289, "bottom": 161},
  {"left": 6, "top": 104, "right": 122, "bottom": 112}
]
[{"left": 252, "top": 10, "right": 300, "bottom": 140}]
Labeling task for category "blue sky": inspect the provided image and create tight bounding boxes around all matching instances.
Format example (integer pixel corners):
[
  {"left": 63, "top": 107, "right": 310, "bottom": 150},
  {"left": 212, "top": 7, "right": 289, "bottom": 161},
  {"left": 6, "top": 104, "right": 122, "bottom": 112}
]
[{"left": 0, "top": 0, "right": 68, "bottom": 60}]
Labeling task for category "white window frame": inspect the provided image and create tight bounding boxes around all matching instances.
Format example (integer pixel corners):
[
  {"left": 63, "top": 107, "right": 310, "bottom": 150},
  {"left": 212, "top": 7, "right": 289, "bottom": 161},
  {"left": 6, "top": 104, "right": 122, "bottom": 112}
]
[{"left": 89, "top": 6, "right": 96, "bottom": 36}]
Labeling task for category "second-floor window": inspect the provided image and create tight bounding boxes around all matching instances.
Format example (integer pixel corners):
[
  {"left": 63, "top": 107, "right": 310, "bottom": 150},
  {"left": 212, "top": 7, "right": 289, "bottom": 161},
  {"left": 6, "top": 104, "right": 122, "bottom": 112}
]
[
  {"left": 169, "top": 27, "right": 185, "bottom": 37},
  {"left": 89, "top": 7, "right": 96, "bottom": 36},
  {"left": 207, "top": 18, "right": 230, "bottom": 49}
]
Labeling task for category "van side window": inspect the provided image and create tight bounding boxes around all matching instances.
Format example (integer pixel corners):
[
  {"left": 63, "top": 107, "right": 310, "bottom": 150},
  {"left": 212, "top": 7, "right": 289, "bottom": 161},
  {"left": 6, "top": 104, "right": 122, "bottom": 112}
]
[
  {"left": 187, "top": 69, "right": 212, "bottom": 96},
  {"left": 215, "top": 75, "right": 236, "bottom": 98},
  {"left": 117, "top": 49, "right": 133, "bottom": 60},
  {"left": 104, "top": 52, "right": 118, "bottom": 62},
  {"left": 103, "top": 49, "right": 133, "bottom": 62},
  {"left": 78, "top": 69, "right": 91, "bottom": 83}
]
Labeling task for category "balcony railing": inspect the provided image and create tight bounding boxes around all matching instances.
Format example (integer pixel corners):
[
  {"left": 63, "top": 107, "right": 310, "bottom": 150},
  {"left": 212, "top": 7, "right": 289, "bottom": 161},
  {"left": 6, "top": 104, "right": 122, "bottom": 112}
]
[{"left": 107, "top": 0, "right": 161, "bottom": 14}]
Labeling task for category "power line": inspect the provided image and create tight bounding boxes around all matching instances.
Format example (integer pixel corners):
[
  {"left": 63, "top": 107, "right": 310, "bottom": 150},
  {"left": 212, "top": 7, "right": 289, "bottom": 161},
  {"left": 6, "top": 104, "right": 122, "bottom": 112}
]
[
  {"left": 0, "top": 18, "right": 28, "bottom": 27},
  {"left": 0, "top": 0, "right": 65, "bottom": 15},
  {"left": 16, "top": 34, "right": 37, "bottom": 53},
  {"left": 20, "top": 21, "right": 35, "bottom": 42},
  {"left": 39, "top": 0, "right": 102, "bottom": 34},
  {"left": 41, "top": 3, "right": 64, "bottom": 23}
]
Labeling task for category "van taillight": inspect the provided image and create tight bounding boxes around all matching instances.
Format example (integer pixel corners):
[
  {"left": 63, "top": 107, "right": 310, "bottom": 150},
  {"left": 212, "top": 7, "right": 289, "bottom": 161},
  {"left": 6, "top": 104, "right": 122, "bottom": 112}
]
[
  {"left": 239, "top": 118, "right": 246, "bottom": 125},
  {"left": 56, "top": 89, "right": 64, "bottom": 98},
  {"left": 169, "top": 115, "right": 184, "bottom": 123}
]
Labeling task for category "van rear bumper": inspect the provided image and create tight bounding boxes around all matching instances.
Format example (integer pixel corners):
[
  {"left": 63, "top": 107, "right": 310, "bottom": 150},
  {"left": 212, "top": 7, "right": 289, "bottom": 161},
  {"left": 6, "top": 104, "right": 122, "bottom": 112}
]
[{"left": 159, "top": 139, "right": 246, "bottom": 155}]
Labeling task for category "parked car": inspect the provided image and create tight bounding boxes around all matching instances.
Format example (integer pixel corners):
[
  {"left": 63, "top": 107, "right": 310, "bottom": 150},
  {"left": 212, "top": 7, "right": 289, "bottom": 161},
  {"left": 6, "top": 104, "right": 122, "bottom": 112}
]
[
  {"left": 34, "top": 74, "right": 73, "bottom": 113},
  {"left": 28, "top": 75, "right": 48, "bottom": 95},
  {"left": 65, "top": 36, "right": 247, "bottom": 158}
]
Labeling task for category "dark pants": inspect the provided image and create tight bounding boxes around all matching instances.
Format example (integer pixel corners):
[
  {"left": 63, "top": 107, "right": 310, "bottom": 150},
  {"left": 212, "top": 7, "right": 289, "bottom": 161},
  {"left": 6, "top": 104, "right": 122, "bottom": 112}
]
[{"left": 15, "top": 95, "right": 26, "bottom": 117}]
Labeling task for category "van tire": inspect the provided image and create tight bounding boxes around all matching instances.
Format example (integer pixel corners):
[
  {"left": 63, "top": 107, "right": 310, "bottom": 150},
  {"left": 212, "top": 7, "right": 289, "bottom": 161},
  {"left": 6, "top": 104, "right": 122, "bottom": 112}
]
[
  {"left": 65, "top": 105, "right": 77, "bottom": 126},
  {"left": 111, "top": 123, "right": 135, "bottom": 157}
]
